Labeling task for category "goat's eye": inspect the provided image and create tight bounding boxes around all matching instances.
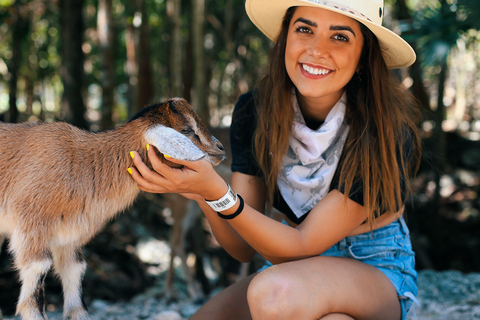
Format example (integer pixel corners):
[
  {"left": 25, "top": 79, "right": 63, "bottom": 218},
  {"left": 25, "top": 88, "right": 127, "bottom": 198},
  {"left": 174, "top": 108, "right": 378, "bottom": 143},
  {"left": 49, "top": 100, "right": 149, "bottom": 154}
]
[{"left": 181, "top": 128, "right": 193, "bottom": 135}]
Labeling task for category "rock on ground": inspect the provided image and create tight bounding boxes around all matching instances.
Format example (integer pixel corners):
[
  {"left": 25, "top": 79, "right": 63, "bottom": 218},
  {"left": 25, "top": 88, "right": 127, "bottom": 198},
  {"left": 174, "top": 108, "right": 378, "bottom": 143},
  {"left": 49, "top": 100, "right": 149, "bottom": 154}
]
[
  {"left": 3, "top": 270, "right": 480, "bottom": 320},
  {"left": 407, "top": 270, "right": 480, "bottom": 319}
]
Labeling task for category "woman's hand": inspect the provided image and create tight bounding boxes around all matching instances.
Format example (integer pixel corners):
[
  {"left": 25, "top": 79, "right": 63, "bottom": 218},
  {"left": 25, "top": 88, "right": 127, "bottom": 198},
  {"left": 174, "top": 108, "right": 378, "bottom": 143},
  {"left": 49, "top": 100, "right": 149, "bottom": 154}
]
[{"left": 128, "top": 146, "right": 228, "bottom": 202}]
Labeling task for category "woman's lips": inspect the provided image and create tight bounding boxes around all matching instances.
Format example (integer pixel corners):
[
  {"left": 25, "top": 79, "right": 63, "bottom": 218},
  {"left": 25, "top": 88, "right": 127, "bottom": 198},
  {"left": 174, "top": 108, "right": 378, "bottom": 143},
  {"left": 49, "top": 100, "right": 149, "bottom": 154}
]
[{"left": 300, "top": 63, "right": 333, "bottom": 78}]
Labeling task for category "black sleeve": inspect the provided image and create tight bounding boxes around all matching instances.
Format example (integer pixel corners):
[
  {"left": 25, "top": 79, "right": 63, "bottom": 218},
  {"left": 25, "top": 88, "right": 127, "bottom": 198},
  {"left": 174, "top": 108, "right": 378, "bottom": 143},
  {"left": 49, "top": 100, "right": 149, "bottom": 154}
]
[{"left": 230, "top": 91, "right": 262, "bottom": 176}]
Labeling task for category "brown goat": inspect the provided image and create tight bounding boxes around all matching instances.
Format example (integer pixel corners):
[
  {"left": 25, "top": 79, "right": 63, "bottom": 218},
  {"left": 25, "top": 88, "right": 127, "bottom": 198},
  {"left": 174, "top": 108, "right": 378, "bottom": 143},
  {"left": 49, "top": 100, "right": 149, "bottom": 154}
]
[{"left": 0, "top": 98, "right": 225, "bottom": 320}]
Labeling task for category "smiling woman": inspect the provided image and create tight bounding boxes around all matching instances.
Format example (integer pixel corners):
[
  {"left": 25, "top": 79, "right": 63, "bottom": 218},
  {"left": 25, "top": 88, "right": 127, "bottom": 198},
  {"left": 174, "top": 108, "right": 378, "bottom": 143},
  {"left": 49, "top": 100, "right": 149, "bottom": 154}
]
[
  {"left": 129, "top": 0, "right": 422, "bottom": 319},
  {"left": 285, "top": 7, "right": 364, "bottom": 121}
]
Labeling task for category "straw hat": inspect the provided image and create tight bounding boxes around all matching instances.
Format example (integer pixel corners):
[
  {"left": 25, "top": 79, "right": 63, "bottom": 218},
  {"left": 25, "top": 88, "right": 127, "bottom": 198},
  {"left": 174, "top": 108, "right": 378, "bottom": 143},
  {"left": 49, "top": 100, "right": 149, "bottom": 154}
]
[{"left": 245, "top": 0, "right": 415, "bottom": 69}]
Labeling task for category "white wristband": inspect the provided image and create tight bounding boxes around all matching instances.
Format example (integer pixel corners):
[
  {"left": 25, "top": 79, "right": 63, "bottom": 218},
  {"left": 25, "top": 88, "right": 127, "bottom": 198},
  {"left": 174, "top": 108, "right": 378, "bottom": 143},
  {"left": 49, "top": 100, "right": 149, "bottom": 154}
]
[{"left": 205, "top": 184, "right": 238, "bottom": 212}]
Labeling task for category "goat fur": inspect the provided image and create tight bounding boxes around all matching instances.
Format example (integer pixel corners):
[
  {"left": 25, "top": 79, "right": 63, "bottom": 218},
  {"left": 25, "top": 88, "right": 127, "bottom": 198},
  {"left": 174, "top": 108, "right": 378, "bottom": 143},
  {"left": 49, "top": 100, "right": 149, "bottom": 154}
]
[{"left": 0, "top": 98, "right": 225, "bottom": 320}]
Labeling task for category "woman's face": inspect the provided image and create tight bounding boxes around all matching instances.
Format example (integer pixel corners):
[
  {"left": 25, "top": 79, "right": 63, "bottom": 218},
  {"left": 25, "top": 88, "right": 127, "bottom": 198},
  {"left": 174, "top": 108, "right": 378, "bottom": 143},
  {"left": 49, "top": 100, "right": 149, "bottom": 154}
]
[{"left": 285, "top": 7, "right": 364, "bottom": 119}]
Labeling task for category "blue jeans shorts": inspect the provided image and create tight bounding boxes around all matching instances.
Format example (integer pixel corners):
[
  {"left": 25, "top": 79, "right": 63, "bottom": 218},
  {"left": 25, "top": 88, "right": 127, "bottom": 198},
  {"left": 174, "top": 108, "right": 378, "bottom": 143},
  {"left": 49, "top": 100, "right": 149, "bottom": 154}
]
[{"left": 258, "top": 217, "right": 418, "bottom": 320}]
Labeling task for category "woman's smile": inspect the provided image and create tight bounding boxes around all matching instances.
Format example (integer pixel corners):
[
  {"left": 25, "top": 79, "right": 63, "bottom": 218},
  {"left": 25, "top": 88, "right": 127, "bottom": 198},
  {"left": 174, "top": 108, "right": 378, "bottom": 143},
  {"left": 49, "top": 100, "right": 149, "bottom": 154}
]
[{"left": 300, "top": 63, "right": 333, "bottom": 77}]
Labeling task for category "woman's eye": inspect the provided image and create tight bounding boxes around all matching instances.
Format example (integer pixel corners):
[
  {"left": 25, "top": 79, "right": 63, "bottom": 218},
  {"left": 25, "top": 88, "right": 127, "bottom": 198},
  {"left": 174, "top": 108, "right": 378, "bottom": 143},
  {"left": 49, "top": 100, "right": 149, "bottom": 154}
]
[
  {"left": 333, "top": 34, "right": 349, "bottom": 42},
  {"left": 295, "top": 26, "right": 312, "bottom": 34}
]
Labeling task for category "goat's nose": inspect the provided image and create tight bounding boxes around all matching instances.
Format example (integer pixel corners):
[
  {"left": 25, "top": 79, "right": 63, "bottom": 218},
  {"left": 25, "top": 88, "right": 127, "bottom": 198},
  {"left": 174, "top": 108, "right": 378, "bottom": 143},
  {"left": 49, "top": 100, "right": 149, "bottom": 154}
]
[{"left": 217, "top": 143, "right": 225, "bottom": 151}]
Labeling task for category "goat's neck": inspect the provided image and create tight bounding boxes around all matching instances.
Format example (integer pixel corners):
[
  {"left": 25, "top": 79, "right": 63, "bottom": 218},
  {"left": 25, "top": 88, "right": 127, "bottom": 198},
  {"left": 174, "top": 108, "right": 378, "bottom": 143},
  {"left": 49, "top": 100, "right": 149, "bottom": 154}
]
[{"left": 94, "top": 124, "right": 148, "bottom": 172}]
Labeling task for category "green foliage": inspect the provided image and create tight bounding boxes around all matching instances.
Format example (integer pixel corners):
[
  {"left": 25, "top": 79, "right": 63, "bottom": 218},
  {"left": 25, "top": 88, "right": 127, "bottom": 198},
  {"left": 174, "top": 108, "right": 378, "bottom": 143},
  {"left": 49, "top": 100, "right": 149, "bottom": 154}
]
[
  {"left": 0, "top": 0, "right": 14, "bottom": 7},
  {"left": 408, "top": 0, "right": 480, "bottom": 66}
]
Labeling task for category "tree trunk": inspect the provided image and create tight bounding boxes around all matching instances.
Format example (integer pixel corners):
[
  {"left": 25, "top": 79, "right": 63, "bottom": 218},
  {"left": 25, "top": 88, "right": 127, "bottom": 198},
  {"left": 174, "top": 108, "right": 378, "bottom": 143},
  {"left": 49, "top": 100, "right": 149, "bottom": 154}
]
[
  {"left": 395, "top": 0, "right": 430, "bottom": 112},
  {"left": 98, "top": 0, "right": 115, "bottom": 129},
  {"left": 192, "top": 0, "right": 207, "bottom": 122},
  {"left": 429, "top": 57, "right": 448, "bottom": 218},
  {"left": 135, "top": 0, "right": 154, "bottom": 112},
  {"left": 59, "top": 0, "right": 88, "bottom": 129},
  {"left": 167, "top": 0, "right": 182, "bottom": 97},
  {"left": 7, "top": 2, "right": 29, "bottom": 123},
  {"left": 125, "top": 9, "right": 138, "bottom": 116},
  {"left": 183, "top": 26, "right": 193, "bottom": 103}
]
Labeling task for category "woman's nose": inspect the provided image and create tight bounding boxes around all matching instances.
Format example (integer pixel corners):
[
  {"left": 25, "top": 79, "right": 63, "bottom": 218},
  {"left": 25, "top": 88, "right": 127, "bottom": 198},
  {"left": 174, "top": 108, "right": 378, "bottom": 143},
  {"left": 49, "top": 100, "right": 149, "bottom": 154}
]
[{"left": 307, "top": 40, "right": 329, "bottom": 58}]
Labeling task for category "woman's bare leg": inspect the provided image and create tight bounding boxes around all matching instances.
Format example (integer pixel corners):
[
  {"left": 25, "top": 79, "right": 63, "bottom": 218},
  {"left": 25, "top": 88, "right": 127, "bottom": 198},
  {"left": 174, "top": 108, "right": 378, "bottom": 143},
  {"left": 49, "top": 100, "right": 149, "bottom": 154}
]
[
  {"left": 320, "top": 314, "right": 355, "bottom": 319},
  {"left": 247, "top": 256, "right": 401, "bottom": 320},
  {"left": 190, "top": 273, "right": 255, "bottom": 320}
]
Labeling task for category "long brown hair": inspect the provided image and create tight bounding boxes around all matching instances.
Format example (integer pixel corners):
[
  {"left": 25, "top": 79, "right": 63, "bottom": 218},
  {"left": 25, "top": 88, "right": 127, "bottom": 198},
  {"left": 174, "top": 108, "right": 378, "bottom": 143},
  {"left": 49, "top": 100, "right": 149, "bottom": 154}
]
[{"left": 253, "top": 7, "right": 421, "bottom": 223}]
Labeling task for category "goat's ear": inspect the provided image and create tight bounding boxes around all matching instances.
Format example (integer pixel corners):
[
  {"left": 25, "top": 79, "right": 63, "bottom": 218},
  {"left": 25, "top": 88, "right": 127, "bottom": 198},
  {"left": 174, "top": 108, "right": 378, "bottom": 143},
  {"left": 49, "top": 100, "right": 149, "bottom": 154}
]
[{"left": 145, "top": 125, "right": 205, "bottom": 161}]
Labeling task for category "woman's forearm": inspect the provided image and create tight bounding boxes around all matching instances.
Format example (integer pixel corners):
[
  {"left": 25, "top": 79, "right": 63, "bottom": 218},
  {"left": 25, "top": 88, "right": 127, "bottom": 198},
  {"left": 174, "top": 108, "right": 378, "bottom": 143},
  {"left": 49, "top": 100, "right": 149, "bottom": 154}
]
[
  {"left": 197, "top": 200, "right": 257, "bottom": 262},
  {"left": 220, "top": 190, "right": 368, "bottom": 265},
  {"left": 226, "top": 204, "right": 307, "bottom": 264}
]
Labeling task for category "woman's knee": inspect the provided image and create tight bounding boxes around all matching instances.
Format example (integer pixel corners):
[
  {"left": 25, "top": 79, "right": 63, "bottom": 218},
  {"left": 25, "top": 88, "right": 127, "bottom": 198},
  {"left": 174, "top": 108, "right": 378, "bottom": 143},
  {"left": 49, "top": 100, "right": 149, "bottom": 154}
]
[{"left": 247, "top": 268, "right": 297, "bottom": 318}]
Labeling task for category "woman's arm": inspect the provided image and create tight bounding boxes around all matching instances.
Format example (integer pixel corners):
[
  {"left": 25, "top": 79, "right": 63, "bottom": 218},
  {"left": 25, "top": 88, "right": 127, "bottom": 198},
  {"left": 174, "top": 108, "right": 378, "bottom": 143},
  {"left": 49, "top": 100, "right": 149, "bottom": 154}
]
[
  {"left": 223, "top": 189, "right": 368, "bottom": 264},
  {"left": 129, "top": 150, "right": 368, "bottom": 265},
  {"left": 194, "top": 172, "right": 266, "bottom": 262},
  {"left": 129, "top": 149, "right": 263, "bottom": 262}
]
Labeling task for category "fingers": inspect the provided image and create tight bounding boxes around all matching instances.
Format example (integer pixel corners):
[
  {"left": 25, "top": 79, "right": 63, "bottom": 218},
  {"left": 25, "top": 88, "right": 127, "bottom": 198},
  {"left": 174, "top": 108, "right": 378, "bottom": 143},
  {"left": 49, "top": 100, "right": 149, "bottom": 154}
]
[
  {"left": 127, "top": 145, "right": 221, "bottom": 197},
  {"left": 129, "top": 149, "right": 172, "bottom": 192},
  {"left": 128, "top": 154, "right": 164, "bottom": 192},
  {"left": 128, "top": 146, "right": 198, "bottom": 193},
  {"left": 128, "top": 166, "right": 166, "bottom": 193}
]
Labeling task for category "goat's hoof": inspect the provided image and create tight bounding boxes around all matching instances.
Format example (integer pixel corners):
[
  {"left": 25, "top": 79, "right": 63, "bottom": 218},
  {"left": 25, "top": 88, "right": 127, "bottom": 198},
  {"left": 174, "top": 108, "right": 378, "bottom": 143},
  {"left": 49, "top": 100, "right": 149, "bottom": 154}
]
[
  {"left": 15, "top": 306, "right": 48, "bottom": 320},
  {"left": 64, "top": 307, "right": 90, "bottom": 320}
]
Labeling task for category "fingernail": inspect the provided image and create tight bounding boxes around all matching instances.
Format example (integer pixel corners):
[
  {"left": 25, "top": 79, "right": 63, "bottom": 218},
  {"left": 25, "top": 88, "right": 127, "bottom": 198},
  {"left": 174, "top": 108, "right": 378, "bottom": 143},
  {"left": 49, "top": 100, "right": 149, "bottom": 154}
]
[
  {"left": 130, "top": 151, "right": 135, "bottom": 159},
  {"left": 164, "top": 154, "right": 171, "bottom": 159},
  {"left": 146, "top": 144, "right": 150, "bottom": 151},
  {"left": 127, "top": 168, "right": 133, "bottom": 175}
]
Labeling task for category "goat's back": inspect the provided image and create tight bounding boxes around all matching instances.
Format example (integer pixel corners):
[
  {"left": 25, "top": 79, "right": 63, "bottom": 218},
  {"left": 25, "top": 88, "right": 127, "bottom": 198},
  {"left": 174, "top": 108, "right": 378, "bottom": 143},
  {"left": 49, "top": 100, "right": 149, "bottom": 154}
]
[{"left": 0, "top": 121, "right": 139, "bottom": 244}]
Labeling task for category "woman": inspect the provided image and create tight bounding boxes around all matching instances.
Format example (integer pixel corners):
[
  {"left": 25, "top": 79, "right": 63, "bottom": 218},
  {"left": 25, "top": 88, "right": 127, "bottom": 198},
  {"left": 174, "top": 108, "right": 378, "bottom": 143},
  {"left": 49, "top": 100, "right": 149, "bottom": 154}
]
[{"left": 129, "top": 0, "right": 421, "bottom": 319}]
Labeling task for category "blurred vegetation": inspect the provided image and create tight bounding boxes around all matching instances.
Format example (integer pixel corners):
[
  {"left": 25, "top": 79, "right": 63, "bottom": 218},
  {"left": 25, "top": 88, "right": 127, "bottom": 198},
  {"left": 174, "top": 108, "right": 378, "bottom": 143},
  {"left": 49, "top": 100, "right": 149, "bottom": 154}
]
[{"left": 0, "top": 0, "right": 480, "bottom": 314}]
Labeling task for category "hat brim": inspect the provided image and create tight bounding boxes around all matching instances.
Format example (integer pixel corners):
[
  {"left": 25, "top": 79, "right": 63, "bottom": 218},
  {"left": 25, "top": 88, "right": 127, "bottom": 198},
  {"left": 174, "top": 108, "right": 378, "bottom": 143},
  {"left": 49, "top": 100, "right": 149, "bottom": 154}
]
[{"left": 246, "top": 0, "right": 416, "bottom": 69}]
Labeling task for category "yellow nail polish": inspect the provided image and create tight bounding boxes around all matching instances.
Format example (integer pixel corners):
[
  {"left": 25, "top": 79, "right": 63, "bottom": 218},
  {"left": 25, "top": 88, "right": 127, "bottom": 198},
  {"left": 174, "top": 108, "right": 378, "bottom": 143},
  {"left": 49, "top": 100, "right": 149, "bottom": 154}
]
[
  {"left": 127, "top": 168, "right": 133, "bottom": 175},
  {"left": 164, "top": 154, "right": 171, "bottom": 159},
  {"left": 146, "top": 144, "right": 150, "bottom": 151},
  {"left": 130, "top": 151, "right": 135, "bottom": 159}
]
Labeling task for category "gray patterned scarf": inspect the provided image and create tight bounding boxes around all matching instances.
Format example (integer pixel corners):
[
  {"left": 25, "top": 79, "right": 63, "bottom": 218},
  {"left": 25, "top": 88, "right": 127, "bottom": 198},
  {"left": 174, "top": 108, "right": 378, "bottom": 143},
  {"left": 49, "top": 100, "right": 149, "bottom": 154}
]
[{"left": 277, "top": 91, "right": 350, "bottom": 219}]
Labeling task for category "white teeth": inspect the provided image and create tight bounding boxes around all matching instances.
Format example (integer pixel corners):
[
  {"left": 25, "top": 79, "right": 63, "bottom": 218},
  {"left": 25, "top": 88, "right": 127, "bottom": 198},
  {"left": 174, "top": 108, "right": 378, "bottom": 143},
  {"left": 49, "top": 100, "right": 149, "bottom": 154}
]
[{"left": 302, "top": 64, "right": 330, "bottom": 75}]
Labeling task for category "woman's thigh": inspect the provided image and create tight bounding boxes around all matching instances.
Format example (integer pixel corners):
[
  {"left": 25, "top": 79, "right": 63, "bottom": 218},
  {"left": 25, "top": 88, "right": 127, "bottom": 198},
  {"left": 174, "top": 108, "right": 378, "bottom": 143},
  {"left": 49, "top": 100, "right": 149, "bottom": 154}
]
[
  {"left": 247, "top": 256, "right": 401, "bottom": 320},
  {"left": 190, "top": 273, "right": 256, "bottom": 320}
]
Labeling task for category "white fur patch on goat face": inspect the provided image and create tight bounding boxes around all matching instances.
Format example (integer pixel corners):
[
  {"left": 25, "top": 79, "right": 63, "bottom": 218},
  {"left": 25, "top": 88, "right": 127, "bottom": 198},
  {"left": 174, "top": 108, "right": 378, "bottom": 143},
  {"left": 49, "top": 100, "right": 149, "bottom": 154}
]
[{"left": 145, "top": 125, "right": 205, "bottom": 161}]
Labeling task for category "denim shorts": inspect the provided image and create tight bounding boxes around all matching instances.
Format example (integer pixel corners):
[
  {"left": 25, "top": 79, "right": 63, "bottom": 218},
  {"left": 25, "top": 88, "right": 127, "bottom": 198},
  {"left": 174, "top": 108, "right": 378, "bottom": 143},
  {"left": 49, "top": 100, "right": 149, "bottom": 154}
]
[{"left": 258, "top": 217, "right": 418, "bottom": 320}]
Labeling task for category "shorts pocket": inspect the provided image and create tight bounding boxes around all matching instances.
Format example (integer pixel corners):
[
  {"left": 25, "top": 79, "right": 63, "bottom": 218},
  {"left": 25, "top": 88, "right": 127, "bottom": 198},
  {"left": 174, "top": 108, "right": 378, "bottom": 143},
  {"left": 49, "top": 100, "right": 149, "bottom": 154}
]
[{"left": 346, "top": 234, "right": 409, "bottom": 272}]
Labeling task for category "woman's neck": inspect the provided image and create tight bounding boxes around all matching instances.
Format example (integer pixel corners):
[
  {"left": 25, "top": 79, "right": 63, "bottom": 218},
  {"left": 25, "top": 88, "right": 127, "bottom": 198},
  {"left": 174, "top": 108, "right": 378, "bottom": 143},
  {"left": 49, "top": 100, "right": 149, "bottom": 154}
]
[{"left": 296, "top": 89, "right": 344, "bottom": 129}]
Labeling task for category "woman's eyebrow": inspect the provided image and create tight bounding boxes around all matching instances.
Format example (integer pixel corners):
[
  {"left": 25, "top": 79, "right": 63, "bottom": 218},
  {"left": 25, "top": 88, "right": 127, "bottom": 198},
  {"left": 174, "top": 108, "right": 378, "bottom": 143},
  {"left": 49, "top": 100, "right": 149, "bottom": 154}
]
[
  {"left": 330, "top": 25, "right": 356, "bottom": 37},
  {"left": 294, "top": 17, "right": 317, "bottom": 27}
]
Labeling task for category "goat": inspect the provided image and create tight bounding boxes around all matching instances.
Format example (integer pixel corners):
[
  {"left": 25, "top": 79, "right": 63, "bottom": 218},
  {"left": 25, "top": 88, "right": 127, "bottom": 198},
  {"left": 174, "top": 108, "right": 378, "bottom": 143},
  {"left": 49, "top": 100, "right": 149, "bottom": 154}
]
[{"left": 0, "top": 98, "right": 226, "bottom": 320}]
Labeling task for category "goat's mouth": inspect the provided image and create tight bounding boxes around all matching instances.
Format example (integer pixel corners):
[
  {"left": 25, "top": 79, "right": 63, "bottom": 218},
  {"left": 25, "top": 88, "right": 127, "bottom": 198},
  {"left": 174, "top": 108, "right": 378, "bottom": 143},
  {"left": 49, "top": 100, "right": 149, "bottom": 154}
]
[{"left": 206, "top": 151, "right": 227, "bottom": 166}]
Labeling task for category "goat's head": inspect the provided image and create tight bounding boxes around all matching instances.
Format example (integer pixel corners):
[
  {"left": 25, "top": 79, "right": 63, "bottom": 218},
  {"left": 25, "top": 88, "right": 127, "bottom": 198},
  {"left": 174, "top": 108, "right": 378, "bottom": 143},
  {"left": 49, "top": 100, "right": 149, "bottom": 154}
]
[{"left": 130, "top": 98, "right": 226, "bottom": 166}]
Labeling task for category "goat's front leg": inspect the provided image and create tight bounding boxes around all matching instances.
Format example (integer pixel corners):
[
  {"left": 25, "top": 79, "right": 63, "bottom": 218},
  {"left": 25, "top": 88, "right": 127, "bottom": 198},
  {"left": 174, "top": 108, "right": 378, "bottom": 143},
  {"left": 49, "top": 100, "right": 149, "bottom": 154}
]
[
  {"left": 0, "top": 235, "right": 3, "bottom": 320},
  {"left": 51, "top": 245, "right": 89, "bottom": 320},
  {"left": 10, "top": 232, "right": 52, "bottom": 320}
]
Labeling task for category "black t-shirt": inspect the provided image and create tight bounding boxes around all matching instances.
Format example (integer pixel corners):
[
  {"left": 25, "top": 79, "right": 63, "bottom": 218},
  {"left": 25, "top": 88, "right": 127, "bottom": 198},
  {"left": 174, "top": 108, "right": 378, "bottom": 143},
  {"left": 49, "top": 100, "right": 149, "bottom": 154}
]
[{"left": 230, "top": 90, "right": 411, "bottom": 224}]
